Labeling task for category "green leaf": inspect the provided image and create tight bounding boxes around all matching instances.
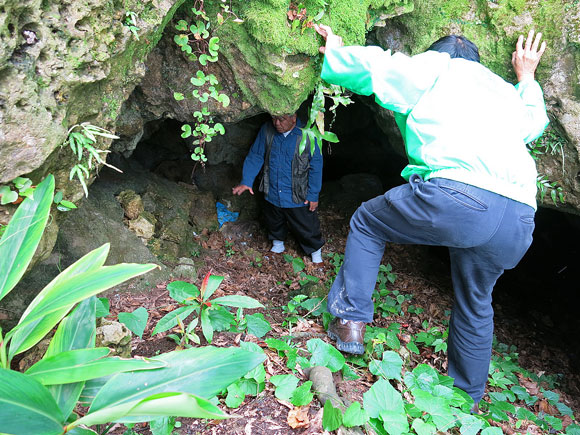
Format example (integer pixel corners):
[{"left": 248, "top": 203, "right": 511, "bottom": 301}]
[
  {"left": 321, "top": 131, "right": 339, "bottom": 143},
  {"left": 378, "top": 409, "right": 409, "bottom": 435},
  {"left": 96, "top": 297, "right": 110, "bottom": 317},
  {"left": 270, "top": 374, "right": 299, "bottom": 401},
  {"left": 481, "top": 428, "right": 503, "bottom": 435},
  {"left": 246, "top": 313, "right": 271, "bottom": 338},
  {"left": 0, "top": 368, "right": 65, "bottom": 435},
  {"left": 118, "top": 307, "right": 149, "bottom": 338},
  {"left": 202, "top": 275, "right": 225, "bottom": 301},
  {"left": 217, "top": 93, "right": 230, "bottom": 108},
  {"left": 73, "top": 392, "right": 226, "bottom": 427},
  {"left": 0, "top": 189, "right": 18, "bottom": 204},
  {"left": 412, "top": 389, "right": 456, "bottom": 431},
  {"left": 342, "top": 401, "right": 368, "bottom": 427},
  {"left": 8, "top": 244, "right": 109, "bottom": 358},
  {"left": 307, "top": 338, "right": 345, "bottom": 372},
  {"left": 458, "top": 414, "right": 484, "bottom": 435},
  {"left": 152, "top": 305, "right": 197, "bottom": 335},
  {"left": 167, "top": 280, "right": 200, "bottom": 303},
  {"left": 173, "top": 92, "right": 185, "bottom": 101},
  {"left": 45, "top": 297, "right": 97, "bottom": 420},
  {"left": 225, "top": 382, "right": 245, "bottom": 408},
  {"left": 403, "top": 364, "right": 439, "bottom": 393},
  {"left": 201, "top": 308, "right": 214, "bottom": 343},
  {"left": 290, "top": 381, "right": 314, "bottom": 406},
  {"left": 322, "top": 400, "right": 343, "bottom": 431},
  {"left": 173, "top": 34, "right": 188, "bottom": 46},
  {"left": 89, "top": 347, "right": 265, "bottom": 415},
  {"left": 190, "top": 70, "right": 206, "bottom": 86},
  {"left": 412, "top": 418, "right": 437, "bottom": 435},
  {"left": 175, "top": 20, "right": 188, "bottom": 31},
  {"left": 369, "top": 351, "right": 403, "bottom": 381},
  {"left": 26, "top": 348, "right": 166, "bottom": 385},
  {"left": 9, "top": 258, "right": 157, "bottom": 358},
  {"left": 181, "top": 124, "right": 192, "bottom": 138},
  {"left": 363, "top": 378, "right": 405, "bottom": 419},
  {"left": 212, "top": 295, "right": 264, "bottom": 308},
  {"left": 208, "top": 305, "right": 235, "bottom": 331},
  {"left": 0, "top": 175, "right": 54, "bottom": 301},
  {"left": 292, "top": 257, "right": 305, "bottom": 273}
]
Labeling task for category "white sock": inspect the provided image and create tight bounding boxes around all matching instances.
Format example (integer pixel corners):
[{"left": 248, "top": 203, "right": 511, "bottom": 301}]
[
  {"left": 311, "top": 248, "right": 322, "bottom": 263},
  {"left": 271, "top": 240, "right": 285, "bottom": 253}
]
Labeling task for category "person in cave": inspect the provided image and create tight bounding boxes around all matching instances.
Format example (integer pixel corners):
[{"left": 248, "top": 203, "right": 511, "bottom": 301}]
[
  {"left": 315, "top": 24, "right": 549, "bottom": 409},
  {"left": 232, "top": 113, "right": 325, "bottom": 263}
]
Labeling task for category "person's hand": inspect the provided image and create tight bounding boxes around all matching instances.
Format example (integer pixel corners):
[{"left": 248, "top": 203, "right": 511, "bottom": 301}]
[
  {"left": 232, "top": 184, "right": 253, "bottom": 195},
  {"left": 314, "top": 24, "right": 343, "bottom": 54},
  {"left": 512, "top": 29, "right": 547, "bottom": 83},
  {"left": 304, "top": 200, "right": 319, "bottom": 211}
]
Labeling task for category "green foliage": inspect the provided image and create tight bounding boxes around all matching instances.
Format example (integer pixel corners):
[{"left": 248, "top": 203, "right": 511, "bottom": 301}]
[
  {"left": 118, "top": 307, "right": 149, "bottom": 338},
  {"left": 0, "top": 176, "right": 35, "bottom": 205},
  {"left": 63, "top": 123, "right": 121, "bottom": 197},
  {"left": 153, "top": 273, "right": 264, "bottom": 345},
  {"left": 173, "top": 5, "right": 230, "bottom": 167},
  {"left": 0, "top": 175, "right": 267, "bottom": 433},
  {"left": 123, "top": 11, "right": 140, "bottom": 40},
  {"left": 537, "top": 174, "right": 565, "bottom": 205}
]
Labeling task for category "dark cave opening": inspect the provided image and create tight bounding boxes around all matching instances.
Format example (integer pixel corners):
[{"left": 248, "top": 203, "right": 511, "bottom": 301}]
[{"left": 124, "top": 96, "right": 580, "bottom": 388}]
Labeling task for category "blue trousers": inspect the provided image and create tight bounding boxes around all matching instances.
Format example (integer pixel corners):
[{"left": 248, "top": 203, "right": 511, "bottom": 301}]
[{"left": 328, "top": 175, "right": 535, "bottom": 401}]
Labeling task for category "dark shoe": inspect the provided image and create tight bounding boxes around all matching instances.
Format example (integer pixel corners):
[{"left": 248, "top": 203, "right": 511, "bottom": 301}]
[
  {"left": 327, "top": 318, "right": 365, "bottom": 355},
  {"left": 470, "top": 403, "right": 480, "bottom": 414}
]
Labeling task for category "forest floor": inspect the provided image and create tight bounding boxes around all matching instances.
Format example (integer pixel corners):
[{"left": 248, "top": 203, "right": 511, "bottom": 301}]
[{"left": 104, "top": 205, "right": 580, "bottom": 435}]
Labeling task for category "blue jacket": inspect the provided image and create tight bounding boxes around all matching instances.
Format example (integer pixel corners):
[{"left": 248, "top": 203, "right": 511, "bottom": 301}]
[{"left": 241, "top": 119, "right": 323, "bottom": 208}]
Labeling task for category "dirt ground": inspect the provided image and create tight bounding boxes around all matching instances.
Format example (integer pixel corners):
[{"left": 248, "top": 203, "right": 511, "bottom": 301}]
[{"left": 104, "top": 205, "right": 580, "bottom": 434}]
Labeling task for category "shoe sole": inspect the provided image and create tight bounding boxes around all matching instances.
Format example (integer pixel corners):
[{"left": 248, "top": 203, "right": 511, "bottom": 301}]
[{"left": 327, "top": 329, "right": 364, "bottom": 355}]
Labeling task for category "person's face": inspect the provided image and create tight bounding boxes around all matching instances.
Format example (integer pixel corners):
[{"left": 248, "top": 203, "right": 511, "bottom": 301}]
[{"left": 272, "top": 114, "right": 297, "bottom": 134}]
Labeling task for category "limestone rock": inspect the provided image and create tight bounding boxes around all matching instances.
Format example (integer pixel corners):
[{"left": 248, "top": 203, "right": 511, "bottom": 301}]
[
  {"left": 117, "top": 190, "right": 144, "bottom": 220},
  {"left": 96, "top": 319, "right": 132, "bottom": 358},
  {"left": 172, "top": 257, "right": 198, "bottom": 281},
  {"left": 128, "top": 212, "right": 156, "bottom": 240}
]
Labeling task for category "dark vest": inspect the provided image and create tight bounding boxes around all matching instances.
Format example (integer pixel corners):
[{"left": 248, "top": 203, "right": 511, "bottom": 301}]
[{"left": 259, "top": 122, "right": 311, "bottom": 204}]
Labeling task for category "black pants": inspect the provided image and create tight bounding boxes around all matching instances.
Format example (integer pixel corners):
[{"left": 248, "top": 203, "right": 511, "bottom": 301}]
[{"left": 263, "top": 201, "right": 324, "bottom": 255}]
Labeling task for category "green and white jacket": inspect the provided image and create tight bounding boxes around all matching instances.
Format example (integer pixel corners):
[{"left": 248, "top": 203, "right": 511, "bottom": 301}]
[{"left": 321, "top": 46, "right": 549, "bottom": 209}]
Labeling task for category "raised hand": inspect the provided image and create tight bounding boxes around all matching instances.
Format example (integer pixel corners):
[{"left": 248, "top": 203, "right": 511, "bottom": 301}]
[
  {"left": 314, "top": 24, "right": 344, "bottom": 54},
  {"left": 512, "top": 29, "right": 547, "bottom": 83}
]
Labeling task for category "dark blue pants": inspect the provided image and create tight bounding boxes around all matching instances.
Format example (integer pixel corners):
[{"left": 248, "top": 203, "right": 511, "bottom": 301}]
[{"left": 328, "top": 175, "right": 535, "bottom": 402}]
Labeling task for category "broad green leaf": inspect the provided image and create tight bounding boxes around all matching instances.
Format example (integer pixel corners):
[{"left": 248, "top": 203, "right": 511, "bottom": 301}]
[
  {"left": 212, "top": 295, "right": 263, "bottom": 308},
  {"left": 173, "top": 34, "right": 188, "bottom": 46},
  {"left": 412, "top": 418, "right": 437, "bottom": 435},
  {"left": 481, "top": 428, "right": 503, "bottom": 435},
  {"left": 379, "top": 409, "right": 409, "bottom": 435},
  {"left": 404, "top": 364, "right": 439, "bottom": 393},
  {"left": 208, "top": 305, "right": 235, "bottom": 331},
  {"left": 79, "top": 375, "right": 110, "bottom": 407},
  {"left": 8, "top": 261, "right": 157, "bottom": 357},
  {"left": 45, "top": 297, "right": 96, "bottom": 420},
  {"left": 167, "top": 280, "right": 200, "bottom": 303},
  {"left": 118, "top": 307, "right": 149, "bottom": 338},
  {"left": 322, "top": 400, "right": 343, "bottom": 431},
  {"left": 363, "top": 378, "right": 404, "bottom": 419},
  {"left": 67, "top": 428, "right": 98, "bottom": 434},
  {"left": 225, "top": 382, "right": 245, "bottom": 408},
  {"left": 367, "top": 417, "right": 390, "bottom": 435},
  {"left": 458, "top": 414, "right": 484, "bottom": 435},
  {"left": 307, "top": 338, "right": 345, "bottom": 372},
  {"left": 153, "top": 306, "right": 197, "bottom": 335},
  {"left": 0, "top": 368, "right": 64, "bottom": 435},
  {"left": 342, "top": 363, "right": 360, "bottom": 381},
  {"left": 290, "top": 381, "right": 314, "bottom": 406},
  {"left": 246, "top": 313, "right": 271, "bottom": 338},
  {"left": 150, "top": 416, "right": 175, "bottom": 435},
  {"left": 173, "top": 92, "right": 185, "bottom": 101},
  {"left": 26, "top": 348, "right": 166, "bottom": 385},
  {"left": 265, "top": 338, "right": 292, "bottom": 352},
  {"left": 0, "top": 189, "right": 18, "bottom": 204},
  {"left": 96, "top": 297, "right": 110, "bottom": 317},
  {"left": 73, "top": 392, "right": 225, "bottom": 427},
  {"left": 270, "top": 374, "right": 299, "bottom": 401},
  {"left": 8, "top": 244, "right": 110, "bottom": 358},
  {"left": 90, "top": 347, "right": 265, "bottom": 413},
  {"left": 342, "top": 401, "right": 368, "bottom": 427},
  {"left": 0, "top": 174, "right": 54, "bottom": 301},
  {"left": 202, "top": 275, "right": 225, "bottom": 301},
  {"left": 201, "top": 308, "right": 214, "bottom": 343},
  {"left": 369, "top": 351, "right": 403, "bottom": 381},
  {"left": 412, "top": 389, "right": 456, "bottom": 431}
]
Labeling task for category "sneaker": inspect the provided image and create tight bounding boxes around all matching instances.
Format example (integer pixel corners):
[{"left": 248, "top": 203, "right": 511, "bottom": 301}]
[
  {"left": 327, "top": 317, "right": 365, "bottom": 355},
  {"left": 270, "top": 240, "right": 285, "bottom": 253},
  {"left": 311, "top": 248, "right": 322, "bottom": 263}
]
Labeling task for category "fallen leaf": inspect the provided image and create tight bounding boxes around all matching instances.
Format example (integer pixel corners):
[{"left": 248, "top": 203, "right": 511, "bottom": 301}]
[{"left": 288, "top": 405, "right": 310, "bottom": 429}]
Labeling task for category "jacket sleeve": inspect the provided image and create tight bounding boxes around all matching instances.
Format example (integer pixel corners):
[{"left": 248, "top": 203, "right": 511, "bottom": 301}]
[
  {"left": 515, "top": 79, "right": 550, "bottom": 143},
  {"left": 240, "top": 125, "right": 267, "bottom": 187},
  {"left": 321, "top": 46, "right": 450, "bottom": 114},
  {"left": 306, "top": 138, "right": 323, "bottom": 202}
]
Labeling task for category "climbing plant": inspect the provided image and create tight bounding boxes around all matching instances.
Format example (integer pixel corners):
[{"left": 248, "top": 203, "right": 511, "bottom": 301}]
[{"left": 173, "top": 1, "right": 233, "bottom": 165}]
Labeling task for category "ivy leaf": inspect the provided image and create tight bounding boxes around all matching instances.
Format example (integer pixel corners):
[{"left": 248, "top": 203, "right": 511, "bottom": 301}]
[
  {"left": 173, "top": 92, "right": 185, "bottom": 101},
  {"left": 363, "top": 378, "right": 405, "bottom": 419},
  {"left": 199, "top": 54, "right": 208, "bottom": 66},
  {"left": 411, "top": 418, "right": 437, "bottom": 435},
  {"left": 481, "top": 429, "right": 503, "bottom": 435},
  {"left": 270, "top": 374, "right": 299, "bottom": 401},
  {"left": 217, "top": 93, "right": 230, "bottom": 108},
  {"left": 190, "top": 71, "right": 206, "bottom": 86},
  {"left": 378, "top": 409, "right": 409, "bottom": 435},
  {"left": 404, "top": 364, "right": 439, "bottom": 393},
  {"left": 181, "top": 124, "right": 192, "bottom": 138},
  {"left": 457, "top": 414, "right": 484, "bottom": 435},
  {"left": 322, "top": 400, "right": 343, "bottom": 431},
  {"left": 342, "top": 402, "right": 368, "bottom": 427},
  {"left": 214, "top": 123, "right": 226, "bottom": 135},
  {"left": 173, "top": 34, "right": 188, "bottom": 46},
  {"left": 175, "top": 20, "right": 188, "bottom": 31},
  {"left": 118, "top": 307, "right": 149, "bottom": 339},
  {"left": 412, "top": 389, "right": 456, "bottom": 431},
  {"left": 290, "top": 381, "right": 313, "bottom": 406},
  {"left": 0, "top": 189, "right": 18, "bottom": 205}
]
